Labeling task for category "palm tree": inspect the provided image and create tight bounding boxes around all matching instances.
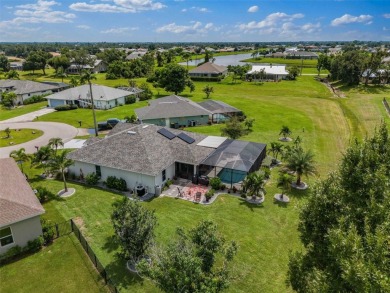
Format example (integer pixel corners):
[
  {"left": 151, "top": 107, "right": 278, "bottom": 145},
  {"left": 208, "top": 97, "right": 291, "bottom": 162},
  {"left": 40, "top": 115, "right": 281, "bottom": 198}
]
[
  {"left": 277, "top": 172, "right": 293, "bottom": 196},
  {"left": 48, "top": 150, "right": 74, "bottom": 192},
  {"left": 243, "top": 173, "right": 266, "bottom": 200},
  {"left": 56, "top": 66, "right": 67, "bottom": 82},
  {"left": 69, "top": 76, "right": 79, "bottom": 87},
  {"left": 268, "top": 142, "right": 284, "bottom": 162},
  {"left": 181, "top": 52, "right": 192, "bottom": 69},
  {"left": 80, "top": 70, "right": 98, "bottom": 137},
  {"left": 10, "top": 148, "right": 29, "bottom": 173},
  {"left": 279, "top": 125, "right": 292, "bottom": 140},
  {"left": 5, "top": 70, "right": 19, "bottom": 80},
  {"left": 285, "top": 148, "right": 317, "bottom": 186},
  {"left": 31, "top": 145, "right": 53, "bottom": 175},
  {"left": 48, "top": 137, "right": 64, "bottom": 153}
]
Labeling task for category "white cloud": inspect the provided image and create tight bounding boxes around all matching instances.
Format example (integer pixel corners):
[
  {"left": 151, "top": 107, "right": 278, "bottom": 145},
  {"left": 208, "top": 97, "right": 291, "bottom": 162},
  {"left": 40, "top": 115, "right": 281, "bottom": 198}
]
[
  {"left": 383, "top": 13, "right": 390, "bottom": 18},
  {"left": 156, "top": 21, "right": 215, "bottom": 34},
  {"left": 70, "top": 0, "right": 166, "bottom": 13},
  {"left": 100, "top": 27, "right": 138, "bottom": 33},
  {"left": 248, "top": 5, "right": 258, "bottom": 13},
  {"left": 331, "top": 14, "right": 373, "bottom": 26},
  {"left": 181, "top": 6, "right": 210, "bottom": 13},
  {"left": 181, "top": 8, "right": 187, "bottom": 12},
  {"left": 237, "top": 12, "right": 304, "bottom": 30},
  {"left": 77, "top": 24, "right": 90, "bottom": 29}
]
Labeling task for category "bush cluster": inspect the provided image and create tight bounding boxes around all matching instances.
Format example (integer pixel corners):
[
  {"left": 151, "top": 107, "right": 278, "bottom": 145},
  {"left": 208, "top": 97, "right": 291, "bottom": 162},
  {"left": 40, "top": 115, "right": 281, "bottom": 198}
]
[
  {"left": 0, "top": 236, "right": 44, "bottom": 264},
  {"left": 209, "top": 177, "right": 222, "bottom": 190},
  {"left": 85, "top": 172, "right": 100, "bottom": 185},
  {"left": 105, "top": 176, "right": 127, "bottom": 191},
  {"left": 205, "top": 189, "right": 215, "bottom": 201},
  {"left": 54, "top": 104, "right": 78, "bottom": 111},
  {"left": 23, "top": 95, "right": 47, "bottom": 105},
  {"left": 41, "top": 219, "right": 55, "bottom": 245},
  {"left": 125, "top": 96, "right": 136, "bottom": 104},
  {"left": 35, "top": 186, "right": 55, "bottom": 203}
]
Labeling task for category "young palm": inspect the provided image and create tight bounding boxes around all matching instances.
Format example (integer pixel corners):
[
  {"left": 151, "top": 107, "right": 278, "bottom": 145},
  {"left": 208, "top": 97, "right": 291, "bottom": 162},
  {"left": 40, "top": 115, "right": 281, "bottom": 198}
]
[
  {"left": 48, "top": 137, "right": 64, "bottom": 153},
  {"left": 286, "top": 148, "right": 317, "bottom": 186},
  {"left": 56, "top": 66, "right": 67, "bottom": 82},
  {"left": 268, "top": 142, "right": 284, "bottom": 162},
  {"left": 277, "top": 173, "right": 293, "bottom": 196},
  {"left": 243, "top": 173, "right": 266, "bottom": 200},
  {"left": 10, "top": 148, "right": 29, "bottom": 173},
  {"left": 279, "top": 125, "right": 292, "bottom": 139},
  {"left": 69, "top": 76, "right": 79, "bottom": 87},
  {"left": 31, "top": 145, "right": 54, "bottom": 175},
  {"left": 80, "top": 70, "right": 98, "bottom": 136},
  {"left": 48, "top": 150, "right": 74, "bottom": 192}
]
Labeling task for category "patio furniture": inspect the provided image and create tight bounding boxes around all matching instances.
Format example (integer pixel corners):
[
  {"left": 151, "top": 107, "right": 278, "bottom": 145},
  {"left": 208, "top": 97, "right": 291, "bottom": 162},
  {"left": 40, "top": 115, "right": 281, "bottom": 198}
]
[
  {"left": 195, "top": 192, "right": 202, "bottom": 202},
  {"left": 198, "top": 175, "right": 209, "bottom": 186}
]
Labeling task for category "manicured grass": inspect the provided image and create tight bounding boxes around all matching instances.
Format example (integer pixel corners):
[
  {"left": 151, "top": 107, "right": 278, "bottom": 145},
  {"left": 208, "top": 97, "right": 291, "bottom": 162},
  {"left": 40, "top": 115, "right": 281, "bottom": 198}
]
[
  {"left": 27, "top": 169, "right": 305, "bottom": 293},
  {"left": 0, "top": 102, "right": 47, "bottom": 121},
  {"left": 0, "top": 234, "right": 108, "bottom": 293},
  {"left": 0, "top": 128, "right": 43, "bottom": 147}
]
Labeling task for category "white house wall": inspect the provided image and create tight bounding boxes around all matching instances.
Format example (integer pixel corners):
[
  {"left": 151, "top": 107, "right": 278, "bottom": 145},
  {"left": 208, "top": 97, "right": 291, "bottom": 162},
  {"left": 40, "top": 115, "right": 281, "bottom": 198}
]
[
  {"left": 0, "top": 216, "right": 43, "bottom": 254},
  {"left": 154, "top": 162, "right": 175, "bottom": 188}
]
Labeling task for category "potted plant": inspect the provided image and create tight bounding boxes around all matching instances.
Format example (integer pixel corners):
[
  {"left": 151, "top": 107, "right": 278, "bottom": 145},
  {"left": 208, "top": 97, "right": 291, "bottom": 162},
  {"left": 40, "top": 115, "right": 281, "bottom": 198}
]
[{"left": 205, "top": 189, "right": 215, "bottom": 202}]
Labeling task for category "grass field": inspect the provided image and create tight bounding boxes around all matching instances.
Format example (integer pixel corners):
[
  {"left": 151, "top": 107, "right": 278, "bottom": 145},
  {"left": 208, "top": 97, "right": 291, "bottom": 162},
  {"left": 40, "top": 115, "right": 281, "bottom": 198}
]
[
  {"left": 0, "top": 234, "right": 108, "bottom": 293},
  {"left": 0, "top": 128, "right": 43, "bottom": 147},
  {"left": 0, "top": 102, "right": 47, "bottom": 121}
]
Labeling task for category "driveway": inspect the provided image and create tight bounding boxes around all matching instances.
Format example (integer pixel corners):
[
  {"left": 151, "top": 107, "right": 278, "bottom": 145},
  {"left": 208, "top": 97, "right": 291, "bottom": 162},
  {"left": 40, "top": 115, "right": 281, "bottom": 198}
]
[
  {"left": 1, "top": 108, "right": 55, "bottom": 123},
  {"left": 0, "top": 122, "right": 78, "bottom": 158}
]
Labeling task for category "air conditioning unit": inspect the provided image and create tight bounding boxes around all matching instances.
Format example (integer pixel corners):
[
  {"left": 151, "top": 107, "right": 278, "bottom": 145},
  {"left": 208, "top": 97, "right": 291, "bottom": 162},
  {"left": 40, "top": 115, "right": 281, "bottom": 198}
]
[{"left": 190, "top": 120, "right": 196, "bottom": 127}]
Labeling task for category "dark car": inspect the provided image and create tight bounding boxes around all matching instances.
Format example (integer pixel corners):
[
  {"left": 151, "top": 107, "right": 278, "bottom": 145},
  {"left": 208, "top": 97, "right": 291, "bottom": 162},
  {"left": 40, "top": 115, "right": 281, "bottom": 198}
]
[
  {"left": 198, "top": 175, "right": 209, "bottom": 186},
  {"left": 97, "top": 118, "right": 121, "bottom": 130}
]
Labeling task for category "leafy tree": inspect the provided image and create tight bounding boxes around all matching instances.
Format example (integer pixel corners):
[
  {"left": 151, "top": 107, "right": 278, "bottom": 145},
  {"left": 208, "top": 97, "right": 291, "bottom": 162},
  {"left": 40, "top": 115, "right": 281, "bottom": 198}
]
[
  {"left": 330, "top": 50, "right": 366, "bottom": 85},
  {"left": 80, "top": 70, "right": 98, "bottom": 136},
  {"left": 202, "top": 84, "right": 214, "bottom": 99},
  {"left": 48, "top": 55, "right": 70, "bottom": 72},
  {"left": 317, "top": 54, "right": 330, "bottom": 76},
  {"left": 242, "top": 172, "right": 266, "bottom": 200},
  {"left": 9, "top": 148, "right": 29, "bottom": 173},
  {"left": 137, "top": 220, "right": 238, "bottom": 293},
  {"left": 362, "top": 51, "right": 386, "bottom": 85},
  {"left": 48, "top": 137, "right": 64, "bottom": 153},
  {"left": 138, "top": 82, "right": 153, "bottom": 101},
  {"left": 111, "top": 198, "right": 157, "bottom": 262},
  {"left": 277, "top": 172, "right": 293, "bottom": 196},
  {"left": 96, "top": 48, "right": 124, "bottom": 63},
  {"left": 227, "top": 65, "right": 250, "bottom": 83},
  {"left": 287, "top": 66, "right": 300, "bottom": 80},
  {"left": 279, "top": 125, "right": 292, "bottom": 139},
  {"left": 0, "top": 55, "right": 10, "bottom": 72},
  {"left": 26, "top": 50, "right": 52, "bottom": 75},
  {"left": 156, "top": 51, "right": 164, "bottom": 67},
  {"left": 5, "top": 70, "right": 19, "bottom": 80},
  {"left": 285, "top": 148, "right": 317, "bottom": 186},
  {"left": 244, "top": 118, "right": 255, "bottom": 131},
  {"left": 152, "top": 64, "right": 195, "bottom": 95},
  {"left": 221, "top": 116, "right": 246, "bottom": 139},
  {"left": 1, "top": 92, "right": 17, "bottom": 108},
  {"left": 288, "top": 123, "right": 390, "bottom": 292},
  {"left": 69, "top": 49, "right": 94, "bottom": 74},
  {"left": 124, "top": 114, "right": 137, "bottom": 123},
  {"left": 48, "top": 150, "right": 74, "bottom": 192}
]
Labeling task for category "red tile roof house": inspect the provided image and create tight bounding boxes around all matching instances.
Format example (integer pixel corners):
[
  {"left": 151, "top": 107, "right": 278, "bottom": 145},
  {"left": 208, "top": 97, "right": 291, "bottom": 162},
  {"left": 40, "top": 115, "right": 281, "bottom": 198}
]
[{"left": 0, "top": 158, "right": 45, "bottom": 254}]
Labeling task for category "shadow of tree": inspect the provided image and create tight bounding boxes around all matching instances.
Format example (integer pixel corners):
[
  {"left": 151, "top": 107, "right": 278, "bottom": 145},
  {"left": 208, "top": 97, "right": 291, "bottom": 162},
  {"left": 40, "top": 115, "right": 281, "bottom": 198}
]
[
  {"left": 102, "top": 235, "right": 120, "bottom": 254},
  {"left": 238, "top": 198, "right": 264, "bottom": 212}
]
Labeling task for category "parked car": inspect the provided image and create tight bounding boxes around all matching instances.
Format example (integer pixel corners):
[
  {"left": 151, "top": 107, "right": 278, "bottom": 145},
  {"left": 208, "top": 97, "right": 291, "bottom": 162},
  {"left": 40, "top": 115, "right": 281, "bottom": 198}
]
[{"left": 97, "top": 118, "right": 121, "bottom": 130}]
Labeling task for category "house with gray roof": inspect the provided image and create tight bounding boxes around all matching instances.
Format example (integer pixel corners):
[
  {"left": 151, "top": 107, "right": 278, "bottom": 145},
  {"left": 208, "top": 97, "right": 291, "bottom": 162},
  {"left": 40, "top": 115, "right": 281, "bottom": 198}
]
[
  {"left": 0, "top": 80, "right": 59, "bottom": 105},
  {"left": 189, "top": 62, "right": 228, "bottom": 80},
  {"left": 135, "top": 95, "right": 210, "bottom": 128},
  {"left": 66, "top": 59, "right": 107, "bottom": 74},
  {"left": 45, "top": 84, "right": 136, "bottom": 109},
  {"left": 198, "top": 100, "right": 242, "bottom": 123},
  {"left": 0, "top": 158, "right": 45, "bottom": 254},
  {"left": 67, "top": 123, "right": 266, "bottom": 195}
]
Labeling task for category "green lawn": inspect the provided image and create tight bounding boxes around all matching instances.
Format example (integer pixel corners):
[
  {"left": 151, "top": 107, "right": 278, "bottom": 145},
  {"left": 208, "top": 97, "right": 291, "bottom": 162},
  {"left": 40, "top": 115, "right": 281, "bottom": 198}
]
[
  {"left": 242, "top": 57, "right": 318, "bottom": 67},
  {"left": 0, "top": 235, "right": 108, "bottom": 293},
  {"left": 0, "top": 102, "right": 47, "bottom": 121},
  {"left": 0, "top": 128, "right": 43, "bottom": 147}
]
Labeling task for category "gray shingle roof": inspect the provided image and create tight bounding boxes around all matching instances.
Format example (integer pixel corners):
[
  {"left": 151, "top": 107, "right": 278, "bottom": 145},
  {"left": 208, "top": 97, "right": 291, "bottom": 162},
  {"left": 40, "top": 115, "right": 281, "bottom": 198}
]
[
  {"left": 189, "top": 62, "right": 227, "bottom": 74},
  {"left": 68, "top": 123, "right": 214, "bottom": 176},
  {"left": 0, "top": 80, "right": 58, "bottom": 95},
  {"left": 45, "top": 84, "right": 134, "bottom": 102},
  {"left": 198, "top": 100, "right": 241, "bottom": 114},
  {"left": 135, "top": 95, "right": 210, "bottom": 120},
  {"left": 0, "top": 158, "right": 45, "bottom": 227}
]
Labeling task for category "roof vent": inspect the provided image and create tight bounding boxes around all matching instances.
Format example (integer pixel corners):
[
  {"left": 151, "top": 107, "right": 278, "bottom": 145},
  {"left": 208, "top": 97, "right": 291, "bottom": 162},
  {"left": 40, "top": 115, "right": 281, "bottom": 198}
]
[{"left": 127, "top": 131, "right": 136, "bottom": 135}]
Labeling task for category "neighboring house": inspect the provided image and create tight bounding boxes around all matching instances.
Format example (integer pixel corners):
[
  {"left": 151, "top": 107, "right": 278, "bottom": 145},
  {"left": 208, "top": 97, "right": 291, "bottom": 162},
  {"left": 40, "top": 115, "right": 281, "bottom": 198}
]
[
  {"left": 189, "top": 62, "right": 228, "bottom": 80},
  {"left": 45, "top": 84, "right": 136, "bottom": 109},
  {"left": 0, "top": 80, "right": 58, "bottom": 105},
  {"left": 41, "top": 81, "right": 71, "bottom": 92},
  {"left": 198, "top": 100, "right": 242, "bottom": 123},
  {"left": 0, "top": 158, "right": 45, "bottom": 255},
  {"left": 66, "top": 59, "right": 107, "bottom": 74},
  {"left": 67, "top": 123, "right": 267, "bottom": 194},
  {"left": 9, "top": 62, "right": 23, "bottom": 71},
  {"left": 285, "top": 51, "right": 318, "bottom": 59},
  {"left": 125, "top": 51, "right": 147, "bottom": 60},
  {"left": 135, "top": 95, "right": 210, "bottom": 128},
  {"left": 247, "top": 65, "right": 289, "bottom": 81}
]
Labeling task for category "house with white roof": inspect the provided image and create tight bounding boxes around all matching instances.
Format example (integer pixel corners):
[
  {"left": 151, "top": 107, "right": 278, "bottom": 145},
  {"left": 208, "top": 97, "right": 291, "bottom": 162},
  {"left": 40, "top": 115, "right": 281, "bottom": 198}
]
[
  {"left": 45, "top": 84, "right": 137, "bottom": 109},
  {"left": 247, "top": 65, "right": 289, "bottom": 81}
]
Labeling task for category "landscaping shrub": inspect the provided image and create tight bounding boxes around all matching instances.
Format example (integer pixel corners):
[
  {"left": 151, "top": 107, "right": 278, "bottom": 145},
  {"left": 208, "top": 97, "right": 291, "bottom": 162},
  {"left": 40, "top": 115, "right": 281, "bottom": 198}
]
[
  {"left": 35, "top": 186, "right": 55, "bottom": 203},
  {"left": 105, "top": 176, "right": 127, "bottom": 191},
  {"left": 210, "top": 177, "right": 222, "bottom": 190},
  {"left": 26, "top": 237, "right": 44, "bottom": 252},
  {"left": 263, "top": 168, "right": 271, "bottom": 179},
  {"left": 54, "top": 104, "right": 78, "bottom": 111},
  {"left": 220, "top": 184, "right": 226, "bottom": 191},
  {"left": 23, "top": 95, "right": 46, "bottom": 105},
  {"left": 125, "top": 96, "right": 136, "bottom": 104},
  {"left": 41, "top": 219, "right": 55, "bottom": 245},
  {"left": 0, "top": 245, "right": 22, "bottom": 263},
  {"left": 165, "top": 179, "right": 173, "bottom": 187},
  {"left": 205, "top": 189, "right": 215, "bottom": 201},
  {"left": 85, "top": 172, "right": 99, "bottom": 185}
]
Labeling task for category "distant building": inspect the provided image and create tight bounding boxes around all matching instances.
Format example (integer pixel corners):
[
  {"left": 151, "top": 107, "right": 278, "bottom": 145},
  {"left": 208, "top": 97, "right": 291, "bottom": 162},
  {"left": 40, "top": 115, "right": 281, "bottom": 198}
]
[
  {"left": 247, "top": 65, "right": 288, "bottom": 81},
  {"left": 285, "top": 51, "right": 318, "bottom": 59},
  {"left": 66, "top": 59, "right": 107, "bottom": 74},
  {"left": 0, "top": 158, "right": 45, "bottom": 254},
  {"left": 188, "top": 62, "right": 228, "bottom": 80},
  {"left": 125, "top": 51, "right": 147, "bottom": 60}
]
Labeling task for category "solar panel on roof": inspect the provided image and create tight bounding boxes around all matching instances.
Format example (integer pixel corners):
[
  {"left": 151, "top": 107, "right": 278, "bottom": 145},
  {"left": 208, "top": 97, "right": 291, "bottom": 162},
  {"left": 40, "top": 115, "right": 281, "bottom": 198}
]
[
  {"left": 178, "top": 132, "right": 195, "bottom": 144},
  {"left": 157, "top": 128, "right": 176, "bottom": 140}
]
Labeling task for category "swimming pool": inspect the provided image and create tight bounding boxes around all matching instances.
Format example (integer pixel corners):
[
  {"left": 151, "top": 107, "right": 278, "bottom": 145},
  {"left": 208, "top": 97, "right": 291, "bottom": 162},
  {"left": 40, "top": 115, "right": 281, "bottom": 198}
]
[{"left": 218, "top": 168, "right": 247, "bottom": 184}]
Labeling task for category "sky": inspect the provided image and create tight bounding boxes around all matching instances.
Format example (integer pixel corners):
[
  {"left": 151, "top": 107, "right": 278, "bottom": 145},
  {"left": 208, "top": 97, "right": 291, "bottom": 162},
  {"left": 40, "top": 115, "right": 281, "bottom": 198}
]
[{"left": 0, "top": 0, "right": 389, "bottom": 42}]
